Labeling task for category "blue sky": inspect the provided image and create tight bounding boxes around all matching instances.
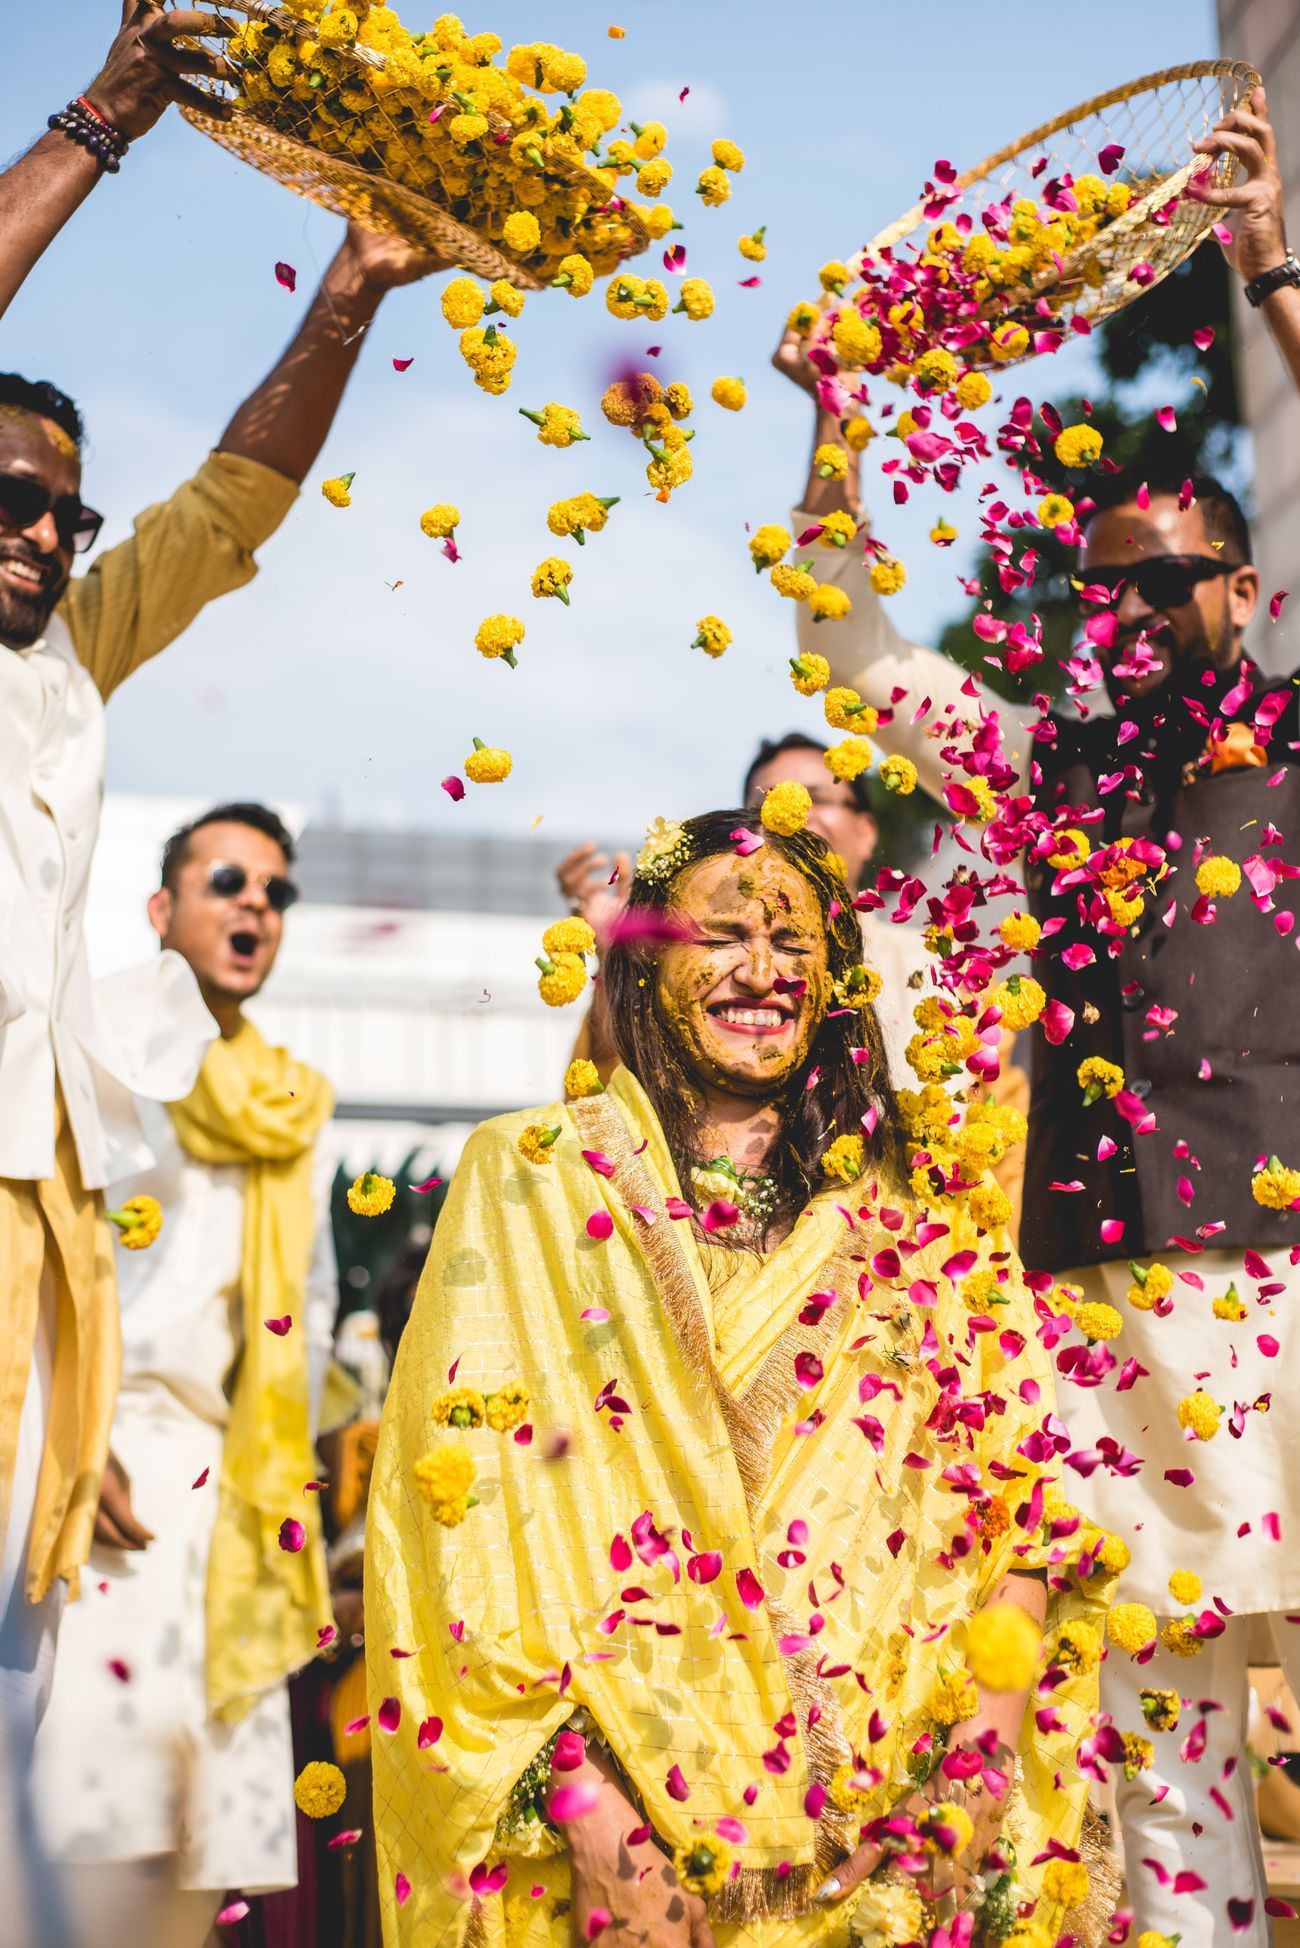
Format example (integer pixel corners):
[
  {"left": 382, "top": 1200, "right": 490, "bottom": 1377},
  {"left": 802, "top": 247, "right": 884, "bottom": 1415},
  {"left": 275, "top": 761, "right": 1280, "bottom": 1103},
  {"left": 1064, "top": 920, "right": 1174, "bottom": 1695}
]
[{"left": 2, "top": 0, "right": 1219, "bottom": 845}]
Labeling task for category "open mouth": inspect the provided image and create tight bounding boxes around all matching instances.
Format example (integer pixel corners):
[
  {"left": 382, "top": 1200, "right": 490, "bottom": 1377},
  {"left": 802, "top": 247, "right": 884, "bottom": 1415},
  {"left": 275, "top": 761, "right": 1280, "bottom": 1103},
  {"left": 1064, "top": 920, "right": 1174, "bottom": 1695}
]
[
  {"left": 707, "top": 1002, "right": 792, "bottom": 1036},
  {"left": 0, "top": 555, "right": 52, "bottom": 596},
  {"left": 228, "top": 931, "right": 261, "bottom": 965}
]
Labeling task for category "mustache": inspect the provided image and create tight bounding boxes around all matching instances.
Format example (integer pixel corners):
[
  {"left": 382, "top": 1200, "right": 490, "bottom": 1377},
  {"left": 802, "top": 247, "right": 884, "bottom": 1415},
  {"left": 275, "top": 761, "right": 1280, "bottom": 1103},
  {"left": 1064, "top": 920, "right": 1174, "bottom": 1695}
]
[{"left": 0, "top": 543, "right": 59, "bottom": 589}]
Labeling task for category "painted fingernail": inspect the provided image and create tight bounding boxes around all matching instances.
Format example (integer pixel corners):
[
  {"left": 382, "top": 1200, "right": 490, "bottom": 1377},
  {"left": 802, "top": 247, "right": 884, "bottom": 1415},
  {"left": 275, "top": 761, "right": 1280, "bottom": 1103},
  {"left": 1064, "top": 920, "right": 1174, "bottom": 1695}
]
[{"left": 814, "top": 1877, "right": 841, "bottom": 1903}]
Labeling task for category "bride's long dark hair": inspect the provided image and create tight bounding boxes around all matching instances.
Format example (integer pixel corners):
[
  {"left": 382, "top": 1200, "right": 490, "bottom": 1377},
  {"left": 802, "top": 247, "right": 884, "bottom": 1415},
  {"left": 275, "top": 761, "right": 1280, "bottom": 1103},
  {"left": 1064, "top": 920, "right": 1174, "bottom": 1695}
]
[{"left": 603, "top": 809, "right": 904, "bottom": 1205}]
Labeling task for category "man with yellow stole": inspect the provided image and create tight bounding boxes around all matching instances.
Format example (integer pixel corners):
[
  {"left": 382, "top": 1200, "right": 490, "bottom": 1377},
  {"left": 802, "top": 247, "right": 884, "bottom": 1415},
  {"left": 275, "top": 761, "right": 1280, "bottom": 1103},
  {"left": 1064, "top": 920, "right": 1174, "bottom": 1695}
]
[{"left": 368, "top": 810, "right": 1120, "bottom": 1947}]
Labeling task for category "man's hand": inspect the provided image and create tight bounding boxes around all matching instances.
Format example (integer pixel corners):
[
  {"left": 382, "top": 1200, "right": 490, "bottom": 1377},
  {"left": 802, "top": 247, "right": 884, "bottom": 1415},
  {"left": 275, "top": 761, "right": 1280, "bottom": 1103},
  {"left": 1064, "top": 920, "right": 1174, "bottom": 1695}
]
[
  {"left": 555, "top": 842, "right": 632, "bottom": 943},
  {"left": 771, "top": 323, "right": 819, "bottom": 397},
  {"left": 336, "top": 221, "right": 448, "bottom": 297},
  {"left": 93, "top": 1450, "right": 154, "bottom": 1552},
  {"left": 570, "top": 1825, "right": 715, "bottom": 1946},
  {"left": 1190, "top": 85, "right": 1286, "bottom": 285},
  {"left": 87, "top": 3, "right": 237, "bottom": 141}
]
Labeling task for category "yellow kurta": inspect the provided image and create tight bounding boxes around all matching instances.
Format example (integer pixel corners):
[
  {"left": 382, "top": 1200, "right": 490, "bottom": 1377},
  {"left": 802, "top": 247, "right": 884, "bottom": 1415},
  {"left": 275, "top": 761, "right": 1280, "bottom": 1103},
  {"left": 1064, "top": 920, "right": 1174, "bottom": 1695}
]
[{"left": 368, "top": 1071, "right": 1111, "bottom": 1947}]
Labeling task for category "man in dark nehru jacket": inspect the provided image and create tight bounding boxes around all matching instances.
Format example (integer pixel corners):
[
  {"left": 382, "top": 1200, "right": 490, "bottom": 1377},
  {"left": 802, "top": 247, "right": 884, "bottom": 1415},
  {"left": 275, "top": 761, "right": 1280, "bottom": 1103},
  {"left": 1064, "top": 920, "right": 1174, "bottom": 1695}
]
[{"left": 784, "top": 81, "right": 1300, "bottom": 1948}]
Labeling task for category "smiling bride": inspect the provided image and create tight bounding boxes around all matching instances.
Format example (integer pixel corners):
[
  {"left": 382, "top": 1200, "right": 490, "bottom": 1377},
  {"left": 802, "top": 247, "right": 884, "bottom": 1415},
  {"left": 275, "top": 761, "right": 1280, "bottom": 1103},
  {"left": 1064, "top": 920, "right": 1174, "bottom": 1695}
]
[{"left": 367, "top": 808, "right": 1118, "bottom": 1948}]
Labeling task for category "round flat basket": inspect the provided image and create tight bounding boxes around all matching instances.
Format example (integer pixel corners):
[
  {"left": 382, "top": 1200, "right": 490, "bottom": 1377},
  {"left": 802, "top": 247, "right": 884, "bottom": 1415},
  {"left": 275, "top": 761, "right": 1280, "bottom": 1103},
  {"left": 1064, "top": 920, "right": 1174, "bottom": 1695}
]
[
  {"left": 166, "top": 0, "right": 651, "bottom": 290},
  {"left": 819, "top": 60, "right": 1260, "bottom": 370}
]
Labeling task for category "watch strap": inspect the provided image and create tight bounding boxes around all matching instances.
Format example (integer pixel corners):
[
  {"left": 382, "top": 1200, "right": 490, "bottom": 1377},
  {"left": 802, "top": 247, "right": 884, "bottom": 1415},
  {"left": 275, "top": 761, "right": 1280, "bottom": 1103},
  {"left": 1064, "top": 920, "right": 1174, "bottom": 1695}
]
[{"left": 1245, "top": 252, "right": 1300, "bottom": 309}]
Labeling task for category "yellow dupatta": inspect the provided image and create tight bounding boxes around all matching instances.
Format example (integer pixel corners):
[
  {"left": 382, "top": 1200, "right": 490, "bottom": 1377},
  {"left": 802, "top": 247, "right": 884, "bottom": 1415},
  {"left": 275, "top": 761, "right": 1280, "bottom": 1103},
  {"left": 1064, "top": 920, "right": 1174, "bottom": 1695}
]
[
  {"left": 169, "top": 1019, "right": 335, "bottom": 1720},
  {"left": 368, "top": 1070, "right": 1115, "bottom": 1948}
]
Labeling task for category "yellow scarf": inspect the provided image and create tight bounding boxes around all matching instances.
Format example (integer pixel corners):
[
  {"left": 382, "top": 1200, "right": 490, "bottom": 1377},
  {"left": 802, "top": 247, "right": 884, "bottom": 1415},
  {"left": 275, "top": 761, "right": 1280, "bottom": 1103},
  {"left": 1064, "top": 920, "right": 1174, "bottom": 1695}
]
[
  {"left": 170, "top": 1019, "right": 335, "bottom": 1720},
  {"left": 367, "top": 1069, "right": 1115, "bottom": 1947}
]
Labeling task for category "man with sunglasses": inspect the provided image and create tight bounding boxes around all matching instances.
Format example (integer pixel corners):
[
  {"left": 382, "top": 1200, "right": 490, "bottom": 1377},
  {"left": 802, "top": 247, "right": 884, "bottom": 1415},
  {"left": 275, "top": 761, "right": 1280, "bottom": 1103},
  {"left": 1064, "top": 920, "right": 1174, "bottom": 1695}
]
[
  {"left": 774, "top": 86, "right": 1300, "bottom": 1943},
  {"left": 34, "top": 802, "right": 340, "bottom": 1946},
  {"left": 0, "top": 2, "right": 442, "bottom": 1748}
]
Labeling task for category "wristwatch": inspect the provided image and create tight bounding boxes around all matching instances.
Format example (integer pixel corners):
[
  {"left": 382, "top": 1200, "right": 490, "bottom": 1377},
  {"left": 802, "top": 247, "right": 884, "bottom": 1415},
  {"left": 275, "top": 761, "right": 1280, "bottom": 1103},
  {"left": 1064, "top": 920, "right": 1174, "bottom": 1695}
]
[{"left": 1245, "top": 251, "right": 1300, "bottom": 308}]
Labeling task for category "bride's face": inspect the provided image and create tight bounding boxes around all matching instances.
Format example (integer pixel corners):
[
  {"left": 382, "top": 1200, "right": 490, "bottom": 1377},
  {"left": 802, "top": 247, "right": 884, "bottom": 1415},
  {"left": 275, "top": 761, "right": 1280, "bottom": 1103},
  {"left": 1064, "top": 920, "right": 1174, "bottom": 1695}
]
[{"left": 656, "top": 851, "right": 830, "bottom": 1098}]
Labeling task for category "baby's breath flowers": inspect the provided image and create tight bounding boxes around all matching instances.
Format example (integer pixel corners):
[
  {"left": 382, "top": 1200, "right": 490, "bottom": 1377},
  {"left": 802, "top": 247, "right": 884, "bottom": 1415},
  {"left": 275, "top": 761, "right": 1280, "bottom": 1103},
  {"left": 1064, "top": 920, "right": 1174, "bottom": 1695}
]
[
  {"left": 1054, "top": 423, "right": 1105, "bottom": 469},
  {"left": 1077, "top": 1055, "right": 1124, "bottom": 1105},
  {"left": 693, "top": 615, "right": 732, "bottom": 658},
  {"left": 1177, "top": 1390, "right": 1221, "bottom": 1441},
  {"left": 420, "top": 503, "right": 459, "bottom": 541},
  {"left": 673, "top": 1834, "right": 733, "bottom": 1898},
  {"left": 532, "top": 557, "right": 573, "bottom": 604},
  {"left": 1107, "top": 1601, "right": 1157, "bottom": 1654},
  {"left": 441, "top": 277, "right": 485, "bottom": 329},
  {"left": 519, "top": 1124, "right": 562, "bottom": 1164},
  {"left": 321, "top": 473, "right": 354, "bottom": 509},
  {"left": 789, "top": 653, "right": 829, "bottom": 695},
  {"left": 674, "top": 277, "right": 715, "bottom": 321},
  {"left": 465, "top": 738, "right": 513, "bottom": 784},
  {"left": 1252, "top": 1156, "right": 1300, "bottom": 1209},
  {"left": 475, "top": 614, "right": 526, "bottom": 666},
  {"left": 519, "top": 403, "right": 589, "bottom": 447},
  {"left": 869, "top": 555, "right": 907, "bottom": 595},
  {"left": 748, "top": 524, "right": 791, "bottom": 572},
  {"left": 880, "top": 755, "right": 917, "bottom": 796},
  {"left": 294, "top": 1761, "right": 347, "bottom": 1820},
  {"left": 711, "top": 376, "right": 747, "bottom": 411},
  {"left": 414, "top": 1441, "right": 477, "bottom": 1525},
  {"left": 347, "top": 1172, "right": 396, "bottom": 1218},
  {"left": 759, "top": 781, "right": 811, "bottom": 836},
  {"left": 108, "top": 1194, "right": 163, "bottom": 1251},
  {"left": 1195, "top": 854, "right": 1242, "bottom": 898}
]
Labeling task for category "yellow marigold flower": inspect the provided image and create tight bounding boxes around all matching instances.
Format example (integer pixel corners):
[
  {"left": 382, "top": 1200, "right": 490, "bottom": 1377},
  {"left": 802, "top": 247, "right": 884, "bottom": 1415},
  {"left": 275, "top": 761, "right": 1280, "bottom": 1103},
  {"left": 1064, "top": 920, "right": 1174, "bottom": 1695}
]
[
  {"left": 914, "top": 347, "right": 960, "bottom": 394},
  {"left": 431, "top": 1386, "right": 486, "bottom": 1430},
  {"left": 1054, "top": 423, "right": 1105, "bottom": 469},
  {"left": 849, "top": 1883, "right": 925, "bottom": 1947},
  {"left": 1137, "top": 1934, "right": 1175, "bottom": 1948},
  {"left": 1126, "top": 1259, "right": 1174, "bottom": 1310},
  {"left": 1107, "top": 1601, "right": 1157, "bottom": 1653},
  {"left": 1214, "top": 1288, "right": 1248, "bottom": 1321},
  {"left": 675, "top": 277, "right": 714, "bottom": 320},
  {"left": 989, "top": 322, "right": 1030, "bottom": 363},
  {"left": 817, "top": 511, "right": 858, "bottom": 550},
  {"left": 960, "top": 775, "right": 998, "bottom": 822},
  {"left": 518, "top": 1123, "right": 561, "bottom": 1164},
  {"left": 636, "top": 158, "right": 673, "bottom": 197},
  {"left": 600, "top": 374, "right": 661, "bottom": 428},
  {"left": 448, "top": 111, "right": 489, "bottom": 147},
  {"left": 1051, "top": 1619, "right": 1101, "bottom": 1675},
  {"left": 967, "top": 1182, "right": 1012, "bottom": 1232},
  {"left": 832, "top": 313, "right": 882, "bottom": 367},
  {"left": 543, "top": 917, "right": 596, "bottom": 958},
  {"left": 487, "top": 280, "right": 525, "bottom": 320},
  {"left": 917, "top": 1801, "right": 975, "bottom": 1857},
  {"left": 532, "top": 557, "right": 574, "bottom": 605},
  {"left": 808, "top": 584, "right": 852, "bottom": 623},
  {"left": 1160, "top": 1618, "right": 1205, "bottom": 1659},
  {"left": 441, "top": 277, "right": 485, "bottom": 329},
  {"left": 414, "top": 1440, "right": 476, "bottom": 1524},
  {"left": 632, "top": 119, "right": 667, "bottom": 161},
  {"left": 420, "top": 503, "right": 459, "bottom": 540},
  {"left": 537, "top": 952, "right": 588, "bottom": 1006},
  {"left": 819, "top": 260, "right": 852, "bottom": 293},
  {"left": 318, "top": 7, "right": 359, "bottom": 47},
  {"left": 869, "top": 556, "right": 907, "bottom": 596},
  {"left": 1195, "top": 854, "right": 1241, "bottom": 899},
  {"left": 1075, "top": 1301, "right": 1123, "bottom": 1343},
  {"left": 711, "top": 137, "right": 745, "bottom": 173},
  {"left": 520, "top": 403, "right": 587, "bottom": 449},
  {"left": 485, "top": 1379, "right": 530, "bottom": 1432},
  {"left": 465, "top": 740, "right": 512, "bottom": 784},
  {"left": 841, "top": 415, "right": 874, "bottom": 453},
  {"left": 990, "top": 976, "right": 1047, "bottom": 1032},
  {"left": 663, "top": 382, "right": 693, "bottom": 419},
  {"left": 1047, "top": 826, "right": 1092, "bottom": 870},
  {"left": 814, "top": 443, "right": 848, "bottom": 481},
  {"left": 829, "top": 1761, "right": 879, "bottom": 1815},
  {"left": 998, "top": 912, "right": 1041, "bottom": 952},
  {"left": 787, "top": 300, "right": 819, "bottom": 337},
  {"left": 674, "top": 1835, "right": 736, "bottom": 1901},
  {"left": 881, "top": 755, "right": 918, "bottom": 795},
  {"left": 1140, "top": 1689, "right": 1182, "bottom": 1732},
  {"left": 789, "top": 652, "right": 830, "bottom": 694},
  {"left": 1252, "top": 1157, "right": 1300, "bottom": 1209},
  {"left": 696, "top": 165, "right": 731, "bottom": 207},
  {"left": 643, "top": 205, "right": 677, "bottom": 241},
  {"left": 1097, "top": 1531, "right": 1131, "bottom": 1574},
  {"left": 475, "top": 614, "right": 526, "bottom": 665},
  {"left": 965, "top": 1601, "right": 1042, "bottom": 1692},
  {"left": 553, "top": 253, "right": 594, "bottom": 297},
  {"left": 711, "top": 375, "right": 747, "bottom": 412},
  {"left": 821, "top": 1133, "right": 864, "bottom": 1184},
  {"left": 347, "top": 1171, "right": 396, "bottom": 1218},
  {"left": 954, "top": 371, "right": 993, "bottom": 410},
  {"left": 930, "top": 518, "right": 959, "bottom": 547},
  {"left": 692, "top": 615, "right": 732, "bottom": 658},
  {"left": 835, "top": 964, "right": 881, "bottom": 1007},
  {"left": 774, "top": 567, "right": 818, "bottom": 604},
  {"left": 824, "top": 686, "right": 877, "bottom": 733},
  {"left": 1043, "top": 1859, "right": 1090, "bottom": 1908},
  {"left": 1077, "top": 1055, "right": 1124, "bottom": 1105},
  {"left": 760, "top": 781, "right": 812, "bottom": 836},
  {"left": 321, "top": 474, "right": 354, "bottom": 509},
  {"left": 294, "top": 1761, "right": 347, "bottom": 1819},
  {"left": 108, "top": 1194, "right": 163, "bottom": 1251},
  {"left": 548, "top": 493, "right": 618, "bottom": 541},
  {"left": 931, "top": 1667, "right": 978, "bottom": 1725},
  {"left": 749, "top": 523, "right": 791, "bottom": 571},
  {"left": 1039, "top": 492, "right": 1075, "bottom": 529},
  {"left": 1177, "top": 1390, "right": 1221, "bottom": 1441},
  {"left": 825, "top": 736, "right": 873, "bottom": 782},
  {"left": 1168, "top": 1569, "right": 1203, "bottom": 1607},
  {"left": 961, "top": 1267, "right": 1003, "bottom": 1313},
  {"left": 738, "top": 230, "right": 767, "bottom": 262},
  {"left": 564, "top": 1058, "right": 603, "bottom": 1100}
]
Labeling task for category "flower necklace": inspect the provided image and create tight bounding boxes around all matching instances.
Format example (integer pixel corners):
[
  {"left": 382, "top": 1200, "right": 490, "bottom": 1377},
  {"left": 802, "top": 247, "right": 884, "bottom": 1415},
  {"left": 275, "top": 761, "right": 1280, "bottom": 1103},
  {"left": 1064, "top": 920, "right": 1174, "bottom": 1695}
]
[{"left": 689, "top": 1155, "right": 780, "bottom": 1225}]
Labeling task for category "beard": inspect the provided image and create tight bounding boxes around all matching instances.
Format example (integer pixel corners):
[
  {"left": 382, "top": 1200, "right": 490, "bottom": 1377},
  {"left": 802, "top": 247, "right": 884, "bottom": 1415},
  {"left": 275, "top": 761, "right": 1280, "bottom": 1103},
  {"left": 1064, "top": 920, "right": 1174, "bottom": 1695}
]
[{"left": 0, "top": 550, "right": 65, "bottom": 650}]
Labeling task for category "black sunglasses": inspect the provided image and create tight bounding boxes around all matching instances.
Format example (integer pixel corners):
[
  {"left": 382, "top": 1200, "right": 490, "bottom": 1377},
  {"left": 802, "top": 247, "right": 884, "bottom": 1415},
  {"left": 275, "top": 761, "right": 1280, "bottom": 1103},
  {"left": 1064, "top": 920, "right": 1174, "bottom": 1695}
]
[
  {"left": 206, "top": 862, "right": 300, "bottom": 913},
  {"left": 1075, "top": 553, "right": 1240, "bottom": 614},
  {"left": 0, "top": 471, "right": 104, "bottom": 555}
]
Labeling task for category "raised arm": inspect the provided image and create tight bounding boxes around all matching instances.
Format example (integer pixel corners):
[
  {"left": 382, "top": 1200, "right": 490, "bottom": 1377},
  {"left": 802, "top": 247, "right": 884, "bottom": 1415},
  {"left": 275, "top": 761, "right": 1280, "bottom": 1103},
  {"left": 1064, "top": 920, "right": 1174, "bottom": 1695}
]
[
  {"left": 1192, "top": 84, "right": 1300, "bottom": 395},
  {"left": 0, "top": 3, "right": 234, "bottom": 322},
  {"left": 774, "top": 327, "right": 1033, "bottom": 801}
]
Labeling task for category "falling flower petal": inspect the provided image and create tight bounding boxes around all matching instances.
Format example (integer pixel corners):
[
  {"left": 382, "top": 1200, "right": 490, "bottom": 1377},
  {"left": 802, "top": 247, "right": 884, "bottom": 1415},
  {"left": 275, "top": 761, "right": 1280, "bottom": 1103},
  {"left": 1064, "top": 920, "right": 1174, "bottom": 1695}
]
[
  {"left": 217, "top": 1903, "right": 251, "bottom": 1926},
  {"left": 192, "top": 1467, "right": 209, "bottom": 1489},
  {"left": 275, "top": 262, "right": 296, "bottom": 291},
  {"left": 736, "top": 1566, "right": 765, "bottom": 1610},
  {"left": 264, "top": 1314, "right": 293, "bottom": 1336},
  {"left": 378, "top": 1696, "right": 401, "bottom": 1733},
  {"left": 441, "top": 776, "right": 465, "bottom": 802},
  {"left": 392, "top": 356, "right": 414, "bottom": 371},
  {"left": 278, "top": 1518, "right": 305, "bottom": 1553},
  {"left": 395, "top": 1873, "right": 411, "bottom": 1907},
  {"left": 1270, "top": 591, "right": 1289, "bottom": 620},
  {"left": 586, "top": 1212, "right": 614, "bottom": 1241}
]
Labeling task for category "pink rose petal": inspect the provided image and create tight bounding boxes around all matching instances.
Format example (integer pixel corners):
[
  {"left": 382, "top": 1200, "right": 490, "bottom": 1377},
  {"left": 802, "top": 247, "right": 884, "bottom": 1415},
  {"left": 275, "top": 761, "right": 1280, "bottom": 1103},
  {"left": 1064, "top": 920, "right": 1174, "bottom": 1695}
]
[
  {"left": 393, "top": 356, "right": 414, "bottom": 371},
  {"left": 278, "top": 1518, "right": 305, "bottom": 1553},
  {"left": 585, "top": 1211, "right": 614, "bottom": 1241},
  {"left": 395, "top": 1872, "right": 411, "bottom": 1907},
  {"left": 1270, "top": 591, "right": 1289, "bottom": 621},
  {"left": 736, "top": 1566, "right": 766, "bottom": 1610},
  {"left": 192, "top": 1467, "right": 209, "bottom": 1489},
  {"left": 548, "top": 1781, "right": 600, "bottom": 1823},
  {"left": 378, "top": 1696, "right": 401, "bottom": 1733},
  {"left": 217, "top": 1902, "right": 251, "bottom": 1925},
  {"left": 441, "top": 775, "right": 465, "bottom": 802},
  {"left": 264, "top": 1314, "right": 293, "bottom": 1336},
  {"left": 275, "top": 261, "right": 297, "bottom": 292}
]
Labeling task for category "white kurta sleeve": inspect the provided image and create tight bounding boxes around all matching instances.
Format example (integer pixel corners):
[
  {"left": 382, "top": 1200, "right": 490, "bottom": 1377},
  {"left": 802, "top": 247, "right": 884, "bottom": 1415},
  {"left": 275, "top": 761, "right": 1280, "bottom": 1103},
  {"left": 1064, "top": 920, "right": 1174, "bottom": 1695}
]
[
  {"left": 304, "top": 1139, "right": 340, "bottom": 1435},
  {"left": 791, "top": 505, "right": 1034, "bottom": 800}
]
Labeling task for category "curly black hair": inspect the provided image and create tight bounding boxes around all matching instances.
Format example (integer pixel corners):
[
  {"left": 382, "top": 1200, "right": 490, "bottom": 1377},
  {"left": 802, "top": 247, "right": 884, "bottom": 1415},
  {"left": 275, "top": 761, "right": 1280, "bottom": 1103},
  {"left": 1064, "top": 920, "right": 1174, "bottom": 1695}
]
[{"left": 0, "top": 374, "right": 84, "bottom": 450}]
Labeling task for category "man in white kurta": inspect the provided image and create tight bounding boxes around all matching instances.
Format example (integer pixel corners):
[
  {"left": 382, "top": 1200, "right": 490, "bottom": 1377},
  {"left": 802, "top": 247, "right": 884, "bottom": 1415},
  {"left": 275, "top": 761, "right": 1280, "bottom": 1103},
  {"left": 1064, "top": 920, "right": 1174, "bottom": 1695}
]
[{"left": 34, "top": 804, "right": 339, "bottom": 1946}]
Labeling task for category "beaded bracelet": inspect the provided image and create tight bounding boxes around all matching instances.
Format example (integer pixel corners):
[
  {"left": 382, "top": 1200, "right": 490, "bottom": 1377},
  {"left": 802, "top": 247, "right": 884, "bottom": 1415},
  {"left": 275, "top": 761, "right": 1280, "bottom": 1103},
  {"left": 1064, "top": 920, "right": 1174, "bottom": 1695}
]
[{"left": 47, "top": 99, "right": 129, "bottom": 175}]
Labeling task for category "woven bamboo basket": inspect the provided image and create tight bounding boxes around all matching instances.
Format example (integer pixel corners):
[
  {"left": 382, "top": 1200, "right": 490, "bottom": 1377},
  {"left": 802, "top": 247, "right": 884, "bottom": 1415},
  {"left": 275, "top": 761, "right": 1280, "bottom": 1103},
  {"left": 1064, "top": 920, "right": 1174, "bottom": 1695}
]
[
  {"left": 819, "top": 60, "right": 1261, "bottom": 370},
  {"left": 165, "top": 0, "right": 651, "bottom": 290}
]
